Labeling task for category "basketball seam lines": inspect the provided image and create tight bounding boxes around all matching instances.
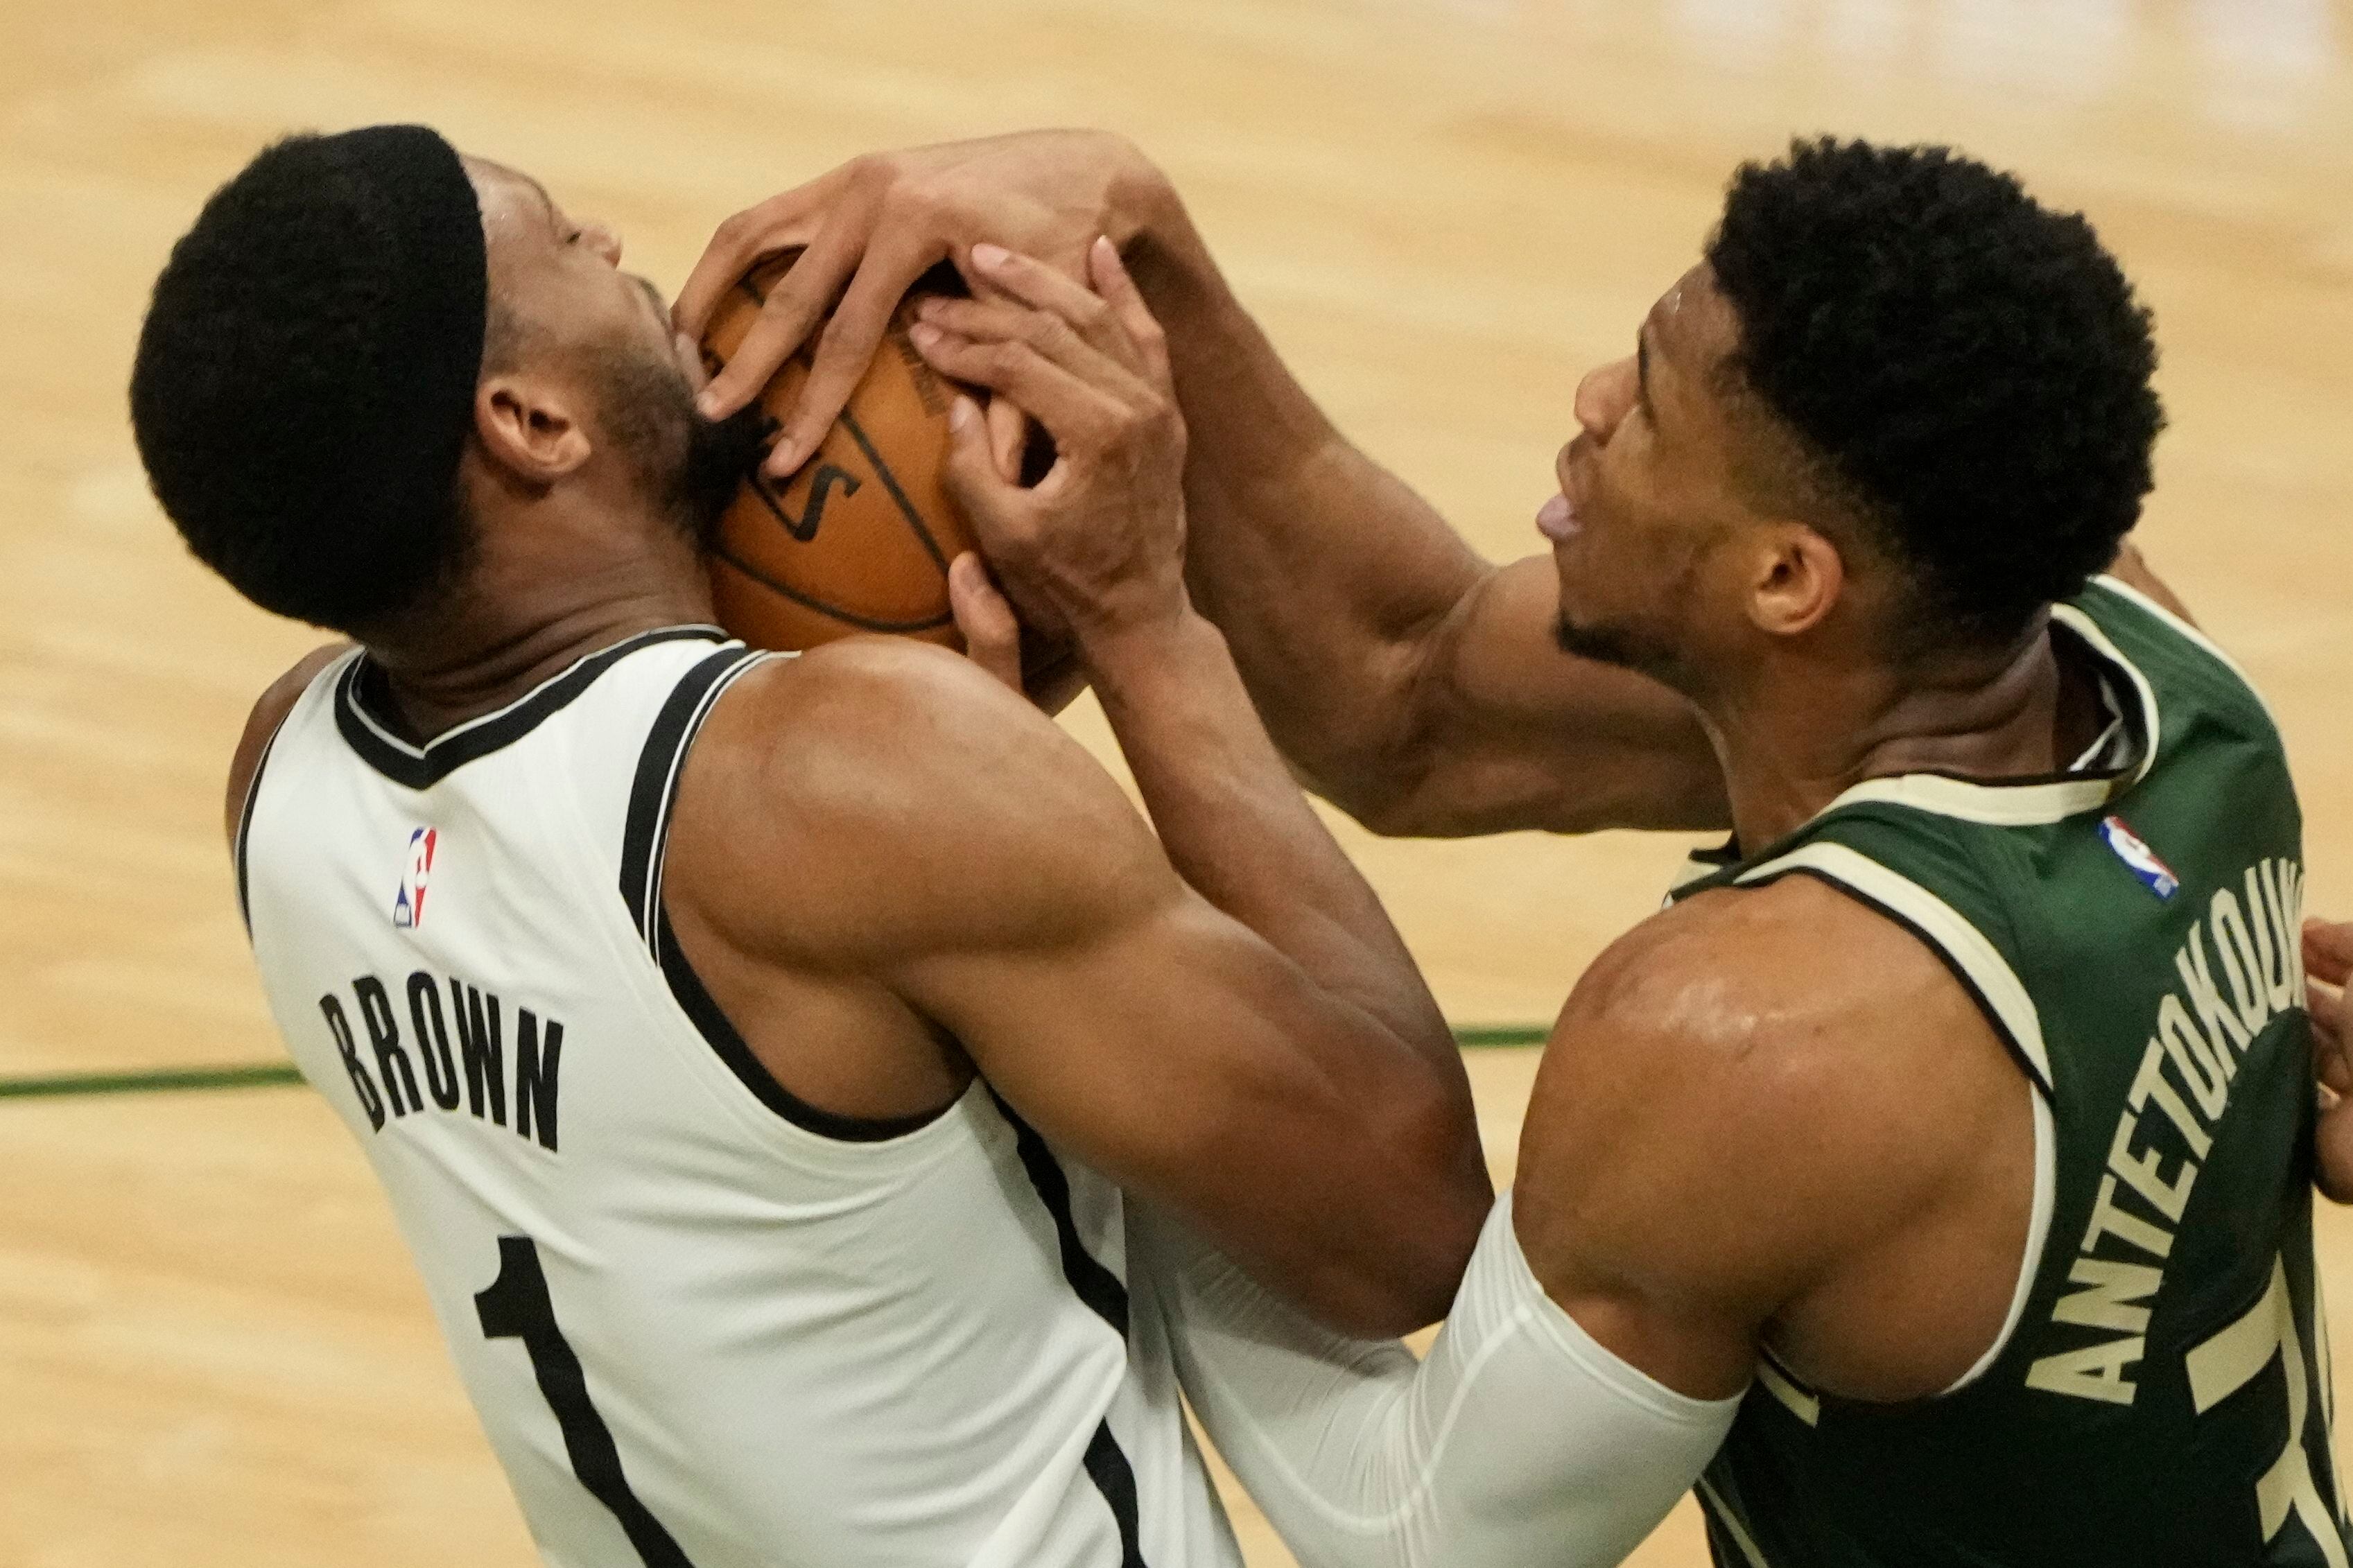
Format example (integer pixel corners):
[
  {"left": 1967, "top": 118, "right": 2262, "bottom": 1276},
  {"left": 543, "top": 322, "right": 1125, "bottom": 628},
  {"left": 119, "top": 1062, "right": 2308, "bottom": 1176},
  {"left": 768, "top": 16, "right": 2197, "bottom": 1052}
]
[
  {"left": 835, "top": 408, "right": 953, "bottom": 574},
  {"left": 711, "top": 543, "right": 954, "bottom": 634}
]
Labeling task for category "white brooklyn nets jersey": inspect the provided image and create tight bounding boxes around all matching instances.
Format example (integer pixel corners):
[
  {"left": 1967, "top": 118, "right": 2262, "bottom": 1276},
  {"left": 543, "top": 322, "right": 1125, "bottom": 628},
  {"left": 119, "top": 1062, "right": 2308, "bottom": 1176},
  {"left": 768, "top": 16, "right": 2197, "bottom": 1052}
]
[{"left": 237, "top": 626, "right": 1242, "bottom": 1568}]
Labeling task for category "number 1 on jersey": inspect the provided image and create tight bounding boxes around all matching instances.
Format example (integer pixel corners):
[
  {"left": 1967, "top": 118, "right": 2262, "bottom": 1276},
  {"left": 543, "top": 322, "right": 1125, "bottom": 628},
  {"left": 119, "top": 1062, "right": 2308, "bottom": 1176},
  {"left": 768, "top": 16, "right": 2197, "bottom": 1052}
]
[
  {"left": 476, "top": 1235, "right": 701, "bottom": 1568},
  {"left": 2187, "top": 1255, "right": 2350, "bottom": 1567}
]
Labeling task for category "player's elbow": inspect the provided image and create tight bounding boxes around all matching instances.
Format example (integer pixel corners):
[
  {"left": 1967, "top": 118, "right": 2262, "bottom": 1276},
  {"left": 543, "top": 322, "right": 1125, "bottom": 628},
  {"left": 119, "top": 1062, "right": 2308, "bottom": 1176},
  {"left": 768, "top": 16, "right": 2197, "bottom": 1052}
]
[
  {"left": 1393, "top": 1199, "right": 1490, "bottom": 1334},
  {"left": 1542, "top": 767, "right": 1733, "bottom": 837},
  {"left": 1315, "top": 1201, "right": 1486, "bottom": 1338},
  {"left": 1249, "top": 706, "right": 1432, "bottom": 838},
  {"left": 1323, "top": 1101, "right": 1492, "bottom": 1337},
  {"left": 1314, "top": 774, "right": 1430, "bottom": 841},
  {"left": 1303, "top": 733, "right": 1479, "bottom": 841},
  {"left": 1342, "top": 767, "right": 1730, "bottom": 842}
]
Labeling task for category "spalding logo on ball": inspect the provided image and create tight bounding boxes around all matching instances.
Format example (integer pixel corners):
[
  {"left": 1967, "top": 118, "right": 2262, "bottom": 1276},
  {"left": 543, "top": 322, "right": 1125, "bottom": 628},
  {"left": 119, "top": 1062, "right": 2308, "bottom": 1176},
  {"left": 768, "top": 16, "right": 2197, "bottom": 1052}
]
[{"left": 697, "top": 250, "right": 976, "bottom": 652}]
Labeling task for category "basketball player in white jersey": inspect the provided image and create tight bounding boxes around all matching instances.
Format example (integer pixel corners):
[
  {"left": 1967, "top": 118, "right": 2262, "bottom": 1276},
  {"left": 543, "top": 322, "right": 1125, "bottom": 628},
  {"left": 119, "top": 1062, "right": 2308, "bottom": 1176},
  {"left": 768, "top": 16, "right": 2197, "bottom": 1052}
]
[{"left": 128, "top": 125, "right": 1497, "bottom": 1567}]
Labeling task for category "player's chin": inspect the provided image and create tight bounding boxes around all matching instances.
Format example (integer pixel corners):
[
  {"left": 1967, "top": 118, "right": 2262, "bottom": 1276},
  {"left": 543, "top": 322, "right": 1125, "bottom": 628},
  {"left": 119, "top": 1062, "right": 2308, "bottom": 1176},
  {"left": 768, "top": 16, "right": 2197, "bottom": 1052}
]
[
  {"left": 1552, "top": 609, "right": 1616, "bottom": 663},
  {"left": 1548, "top": 577, "right": 1614, "bottom": 659},
  {"left": 1552, "top": 602, "right": 1672, "bottom": 679}
]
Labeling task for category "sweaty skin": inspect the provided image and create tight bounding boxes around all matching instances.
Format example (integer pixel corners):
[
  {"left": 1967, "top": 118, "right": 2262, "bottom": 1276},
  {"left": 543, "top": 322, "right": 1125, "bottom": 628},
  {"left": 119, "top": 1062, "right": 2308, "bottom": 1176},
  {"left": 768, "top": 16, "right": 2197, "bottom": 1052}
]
[
  {"left": 225, "top": 157, "right": 1490, "bottom": 1339},
  {"left": 675, "top": 135, "right": 2347, "bottom": 1422}
]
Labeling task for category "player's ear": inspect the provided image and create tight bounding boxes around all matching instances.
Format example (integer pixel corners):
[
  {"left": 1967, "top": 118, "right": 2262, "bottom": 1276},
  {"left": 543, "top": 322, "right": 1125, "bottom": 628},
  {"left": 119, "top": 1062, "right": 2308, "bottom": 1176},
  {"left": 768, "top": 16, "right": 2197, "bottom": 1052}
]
[
  {"left": 1746, "top": 521, "right": 1844, "bottom": 639},
  {"left": 473, "top": 370, "right": 591, "bottom": 485}
]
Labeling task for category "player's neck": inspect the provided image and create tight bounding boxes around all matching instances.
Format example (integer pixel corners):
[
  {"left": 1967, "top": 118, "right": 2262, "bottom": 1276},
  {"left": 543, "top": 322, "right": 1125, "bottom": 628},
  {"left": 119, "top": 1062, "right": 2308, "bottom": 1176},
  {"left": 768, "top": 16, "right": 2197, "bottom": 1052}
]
[
  {"left": 1703, "top": 611, "right": 2099, "bottom": 855},
  {"left": 363, "top": 499, "right": 718, "bottom": 743}
]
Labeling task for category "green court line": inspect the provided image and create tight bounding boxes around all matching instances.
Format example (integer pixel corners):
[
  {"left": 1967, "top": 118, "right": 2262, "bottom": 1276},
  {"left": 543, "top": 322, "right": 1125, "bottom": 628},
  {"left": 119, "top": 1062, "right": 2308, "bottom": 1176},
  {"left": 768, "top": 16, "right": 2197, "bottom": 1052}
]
[
  {"left": 0, "top": 1063, "right": 306, "bottom": 1100},
  {"left": 0, "top": 1024, "right": 1553, "bottom": 1103},
  {"left": 1450, "top": 1024, "right": 1551, "bottom": 1047}
]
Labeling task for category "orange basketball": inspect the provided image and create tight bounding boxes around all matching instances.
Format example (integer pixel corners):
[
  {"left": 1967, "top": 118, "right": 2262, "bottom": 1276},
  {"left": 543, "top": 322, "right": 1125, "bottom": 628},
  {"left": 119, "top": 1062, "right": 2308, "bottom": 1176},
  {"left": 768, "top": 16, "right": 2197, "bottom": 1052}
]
[{"left": 699, "top": 251, "right": 973, "bottom": 652}]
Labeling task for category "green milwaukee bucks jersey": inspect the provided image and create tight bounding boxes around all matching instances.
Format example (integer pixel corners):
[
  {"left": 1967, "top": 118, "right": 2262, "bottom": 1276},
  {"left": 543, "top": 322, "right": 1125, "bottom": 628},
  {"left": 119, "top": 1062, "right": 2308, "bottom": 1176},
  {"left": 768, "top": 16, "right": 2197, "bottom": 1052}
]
[{"left": 1670, "top": 576, "right": 2342, "bottom": 1568}]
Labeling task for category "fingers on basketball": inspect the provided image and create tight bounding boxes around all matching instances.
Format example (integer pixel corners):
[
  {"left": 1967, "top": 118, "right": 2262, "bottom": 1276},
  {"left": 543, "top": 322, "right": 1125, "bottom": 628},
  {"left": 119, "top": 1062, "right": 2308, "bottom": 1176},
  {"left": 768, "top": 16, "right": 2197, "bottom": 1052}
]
[{"left": 697, "top": 253, "right": 978, "bottom": 653}]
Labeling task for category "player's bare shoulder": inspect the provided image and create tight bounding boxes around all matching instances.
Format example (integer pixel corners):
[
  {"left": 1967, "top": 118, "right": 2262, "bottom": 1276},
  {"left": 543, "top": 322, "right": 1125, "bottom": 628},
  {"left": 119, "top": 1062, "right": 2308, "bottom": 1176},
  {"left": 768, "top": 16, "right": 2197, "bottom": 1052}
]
[
  {"left": 224, "top": 643, "right": 351, "bottom": 844},
  {"left": 665, "top": 636, "right": 1174, "bottom": 970},
  {"left": 1658, "top": 875, "right": 2026, "bottom": 1184},
  {"left": 1512, "top": 873, "right": 2029, "bottom": 1392},
  {"left": 1534, "top": 875, "right": 1995, "bottom": 1140}
]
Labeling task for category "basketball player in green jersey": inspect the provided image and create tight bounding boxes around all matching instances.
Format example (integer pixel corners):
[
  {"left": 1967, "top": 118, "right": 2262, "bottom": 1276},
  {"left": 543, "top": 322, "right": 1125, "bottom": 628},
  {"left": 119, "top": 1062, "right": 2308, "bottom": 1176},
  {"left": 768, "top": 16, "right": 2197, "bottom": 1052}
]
[{"left": 685, "top": 136, "right": 2350, "bottom": 1565}]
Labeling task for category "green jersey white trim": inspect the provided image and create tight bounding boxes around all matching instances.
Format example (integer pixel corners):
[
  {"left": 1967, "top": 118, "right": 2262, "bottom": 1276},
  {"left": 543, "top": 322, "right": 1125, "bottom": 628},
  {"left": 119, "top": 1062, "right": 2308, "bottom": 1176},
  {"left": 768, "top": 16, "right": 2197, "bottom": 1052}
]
[
  {"left": 1726, "top": 840, "right": 2060, "bottom": 1397},
  {"left": 1818, "top": 602, "right": 2160, "bottom": 830},
  {"left": 1755, "top": 1359, "right": 1820, "bottom": 1426},
  {"left": 1825, "top": 768, "right": 2114, "bottom": 828},
  {"left": 1950, "top": 1090, "right": 2058, "bottom": 1396},
  {"left": 2053, "top": 598, "right": 2164, "bottom": 791},
  {"left": 1699, "top": 1476, "right": 1775, "bottom": 1568},
  {"left": 1733, "top": 840, "right": 2052, "bottom": 1088},
  {"left": 1681, "top": 580, "right": 2327, "bottom": 1567},
  {"left": 2088, "top": 573, "right": 2282, "bottom": 731}
]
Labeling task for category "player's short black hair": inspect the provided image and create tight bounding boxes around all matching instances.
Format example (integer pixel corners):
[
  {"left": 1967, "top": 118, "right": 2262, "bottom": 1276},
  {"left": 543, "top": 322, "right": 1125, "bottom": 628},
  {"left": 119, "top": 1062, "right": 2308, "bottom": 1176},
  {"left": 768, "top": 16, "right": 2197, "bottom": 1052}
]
[
  {"left": 130, "top": 125, "right": 489, "bottom": 634},
  {"left": 1706, "top": 137, "right": 2164, "bottom": 650}
]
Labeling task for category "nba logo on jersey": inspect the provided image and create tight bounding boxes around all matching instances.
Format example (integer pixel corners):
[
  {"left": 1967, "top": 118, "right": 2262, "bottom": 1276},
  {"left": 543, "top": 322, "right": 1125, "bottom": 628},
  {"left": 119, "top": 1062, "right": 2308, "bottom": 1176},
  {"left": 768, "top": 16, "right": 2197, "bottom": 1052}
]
[
  {"left": 2099, "top": 815, "right": 2179, "bottom": 900},
  {"left": 392, "top": 827, "right": 437, "bottom": 927}
]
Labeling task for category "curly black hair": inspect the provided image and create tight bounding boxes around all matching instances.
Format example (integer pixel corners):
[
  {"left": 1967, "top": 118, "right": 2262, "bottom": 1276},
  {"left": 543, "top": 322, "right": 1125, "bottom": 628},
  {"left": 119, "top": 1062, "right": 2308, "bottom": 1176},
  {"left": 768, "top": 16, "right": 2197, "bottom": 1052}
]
[
  {"left": 1706, "top": 137, "right": 2164, "bottom": 650},
  {"left": 130, "top": 127, "right": 489, "bottom": 634}
]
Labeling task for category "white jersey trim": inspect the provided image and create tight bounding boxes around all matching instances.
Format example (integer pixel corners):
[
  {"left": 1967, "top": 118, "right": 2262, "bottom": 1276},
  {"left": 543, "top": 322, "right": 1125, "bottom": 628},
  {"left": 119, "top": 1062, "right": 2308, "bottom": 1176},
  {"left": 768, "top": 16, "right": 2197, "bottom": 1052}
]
[
  {"left": 1815, "top": 605, "right": 2158, "bottom": 831},
  {"left": 1733, "top": 840, "right": 2053, "bottom": 1090},
  {"left": 1943, "top": 1087, "right": 2057, "bottom": 1397},
  {"left": 335, "top": 625, "right": 732, "bottom": 789},
  {"left": 616, "top": 645, "right": 779, "bottom": 955},
  {"left": 232, "top": 654, "right": 347, "bottom": 933},
  {"left": 2050, "top": 602, "right": 2162, "bottom": 790},
  {"left": 605, "top": 644, "right": 964, "bottom": 1147},
  {"left": 1696, "top": 1475, "right": 1776, "bottom": 1567}
]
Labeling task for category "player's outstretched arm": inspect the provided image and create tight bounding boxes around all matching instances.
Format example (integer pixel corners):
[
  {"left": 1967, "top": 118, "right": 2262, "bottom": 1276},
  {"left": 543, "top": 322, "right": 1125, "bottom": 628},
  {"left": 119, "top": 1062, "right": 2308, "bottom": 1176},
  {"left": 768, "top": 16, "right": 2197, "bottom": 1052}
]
[
  {"left": 1111, "top": 215, "right": 1727, "bottom": 837},
  {"left": 670, "top": 638, "right": 1487, "bottom": 1337},
  {"left": 677, "top": 132, "right": 1725, "bottom": 837}
]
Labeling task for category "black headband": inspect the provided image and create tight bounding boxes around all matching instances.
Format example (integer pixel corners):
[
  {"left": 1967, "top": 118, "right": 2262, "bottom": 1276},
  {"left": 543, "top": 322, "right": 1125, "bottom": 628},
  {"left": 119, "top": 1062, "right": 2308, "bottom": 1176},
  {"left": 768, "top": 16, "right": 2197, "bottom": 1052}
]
[{"left": 334, "top": 123, "right": 492, "bottom": 530}]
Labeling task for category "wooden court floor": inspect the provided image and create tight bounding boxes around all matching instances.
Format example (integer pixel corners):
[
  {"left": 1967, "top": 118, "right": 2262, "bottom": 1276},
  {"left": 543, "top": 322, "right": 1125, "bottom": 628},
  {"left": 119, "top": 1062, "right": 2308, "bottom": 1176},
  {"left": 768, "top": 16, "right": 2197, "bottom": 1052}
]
[{"left": 1, "top": 1, "right": 2347, "bottom": 1562}]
